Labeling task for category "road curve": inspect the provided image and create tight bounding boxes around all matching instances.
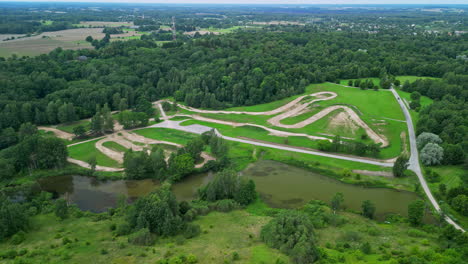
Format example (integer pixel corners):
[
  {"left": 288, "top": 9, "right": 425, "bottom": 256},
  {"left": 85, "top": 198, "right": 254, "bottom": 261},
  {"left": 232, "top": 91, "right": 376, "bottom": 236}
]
[{"left": 391, "top": 87, "right": 465, "bottom": 232}]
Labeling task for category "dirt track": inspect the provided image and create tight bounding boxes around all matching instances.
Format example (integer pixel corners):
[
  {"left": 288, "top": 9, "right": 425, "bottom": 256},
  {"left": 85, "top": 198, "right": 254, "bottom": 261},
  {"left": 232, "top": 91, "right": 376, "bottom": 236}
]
[
  {"left": 38, "top": 126, "right": 74, "bottom": 140},
  {"left": 157, "top": 90, "right": 388, "bottom": 147}
]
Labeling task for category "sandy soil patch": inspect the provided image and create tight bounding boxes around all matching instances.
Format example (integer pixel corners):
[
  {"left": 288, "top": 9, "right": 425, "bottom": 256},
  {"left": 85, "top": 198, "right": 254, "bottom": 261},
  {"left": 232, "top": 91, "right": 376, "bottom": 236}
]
[{"left": 327, "top": 110, "right": 360, "bottom": 136}]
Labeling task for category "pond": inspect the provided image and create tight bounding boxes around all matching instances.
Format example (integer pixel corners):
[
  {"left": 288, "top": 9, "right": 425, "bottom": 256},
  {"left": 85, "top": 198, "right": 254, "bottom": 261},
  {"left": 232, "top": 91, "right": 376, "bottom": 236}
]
[
  {"left": 243, "top": 160, "right": 427, "bottom": 221},
  {"left": 37, "top": 160, "right": 430, "bottom": 222},
  {"left": 37, "top": 172, "right": 213, "bottom": 213}
]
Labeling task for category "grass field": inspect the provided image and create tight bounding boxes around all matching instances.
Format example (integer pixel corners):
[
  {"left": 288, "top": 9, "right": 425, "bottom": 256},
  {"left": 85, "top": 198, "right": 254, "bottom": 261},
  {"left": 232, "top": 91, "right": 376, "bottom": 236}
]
[
  {"left": 102, "top": 141, "right": 128, "bottom": 153},
  {"left": 68, "top": 139, "right": 121, "bottom": 168},
  {"left": 133, "top": 128, "right": 199, "bottom": 145}
]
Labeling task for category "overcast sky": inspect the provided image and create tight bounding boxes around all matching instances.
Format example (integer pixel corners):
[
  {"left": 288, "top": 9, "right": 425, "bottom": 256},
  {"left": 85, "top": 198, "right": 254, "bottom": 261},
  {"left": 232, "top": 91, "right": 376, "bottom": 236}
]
[{"left": 1, "top": 0, "right": 467, "bottom": 4}]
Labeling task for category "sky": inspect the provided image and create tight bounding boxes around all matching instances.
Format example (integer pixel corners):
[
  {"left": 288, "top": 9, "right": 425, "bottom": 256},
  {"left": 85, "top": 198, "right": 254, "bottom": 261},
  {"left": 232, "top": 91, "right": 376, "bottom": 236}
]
[{"left": 1, "top": 0, "right": 467, "bottom": 4}]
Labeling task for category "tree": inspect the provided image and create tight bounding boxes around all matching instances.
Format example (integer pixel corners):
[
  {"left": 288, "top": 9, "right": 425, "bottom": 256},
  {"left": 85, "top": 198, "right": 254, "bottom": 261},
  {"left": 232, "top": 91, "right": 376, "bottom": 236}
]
[
  {"left": 88, "top": 155, "right": 97, "bottom": 175},
  {"left": 331, "top": 192, "right": 344, "bottom": 213},
  {"left": 0, "top": 195, "right": 29, "bottom": 242},
  {"left": 420, "top": 143, "right": 444, "bottom": 166},
  {"left": 416, "top": 132, "right": 442, "bottom": 150},
  {"left": 408, "top": 200, "right": 425, "bottom": 226},
  {"left": 168, "top": 153, "right": 194, "bottom": 181},
  {"left": 361, "top": 200, "right": 376, "bottom": 219},
  {"left": 198, "top": 169, "right": 256, "bottom": 206},
  {"left": 55, "top": 199, "right": 69, "bottom": 220},
  {"left": 439, "top": 183, "right": 446, "bottom": 196},
  {"left": 261, "top": 210, "right": 319, "bottom": 263},
  {"left": 0, "top": 127, "right": 18, "bottom": 149},
  {"left": 234, "top": 179, "right": 257, "bottom": 206},
  {"left": 73, "top": 125, "right": 86, "bottom": 138},
  {"left": 410, "top": 91, "right": 421, "bottom": 101},
  {"left": 126, "top": 184, "right": 184, "bottom": 236},
  {"left": 90, "top": 111, "right": 104, "bottom": 134},
  {"left": 393, "top": 155, "right": 409, "bottom": 177},
  {"left": 451, "top": 195, "right": 468, "bottom": 216},
  {"left": 442, "top": 144, "right": 465, "bottom": 165},
  {"left": 18, "top": 123, "right": 37, "bottom": 141},
  {"left": 85, "top": 36, "right": 93, "bottom": 42}
]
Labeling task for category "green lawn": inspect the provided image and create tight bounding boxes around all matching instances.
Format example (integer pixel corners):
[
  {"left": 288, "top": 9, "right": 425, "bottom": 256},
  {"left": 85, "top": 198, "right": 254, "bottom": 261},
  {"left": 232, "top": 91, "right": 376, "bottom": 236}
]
[
  {"left": 133, "top": 128, "right": 198, "bottom": 145},
  {"left": 102, "top": 141, "right": 128, "bottom": 153},
  {"left": 56, "top": 120, "right": 90, "bottom": 134},
  {"left": 68, "top": 139, "right": 121, "bottom": 168}
]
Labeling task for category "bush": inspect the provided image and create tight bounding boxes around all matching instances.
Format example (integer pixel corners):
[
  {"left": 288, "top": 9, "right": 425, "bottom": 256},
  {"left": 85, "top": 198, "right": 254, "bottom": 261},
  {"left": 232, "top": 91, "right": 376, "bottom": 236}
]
[
  {"left": 115, "top": 222, "right": 132, "bottom": 236},
  {"left": 360, "top": 242, "right": 372, "bottom": 254},
  {"left": 10, "top": 231, "right": 26, "bottom": 245},
  {"left": 261, "top": 210, "right": 319, "bottom": 263},
  {"left": 212, "top": 199, "right": 240, "bottom": 212},
  {"left": 183, "top": 223, "right": 201, "bottom": 239},
  {"left": 128, "top": 228, "right": 154, "bottom": 246}
]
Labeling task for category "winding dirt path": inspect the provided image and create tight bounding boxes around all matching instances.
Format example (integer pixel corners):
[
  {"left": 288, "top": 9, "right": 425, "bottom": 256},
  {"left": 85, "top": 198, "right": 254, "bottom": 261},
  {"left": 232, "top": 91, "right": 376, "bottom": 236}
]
[
  {"left": 155, "top": 90, "right": 388, "bottom": 147},
  {"left": 67, "top": 158, "right": 124, "bottom": 172}
]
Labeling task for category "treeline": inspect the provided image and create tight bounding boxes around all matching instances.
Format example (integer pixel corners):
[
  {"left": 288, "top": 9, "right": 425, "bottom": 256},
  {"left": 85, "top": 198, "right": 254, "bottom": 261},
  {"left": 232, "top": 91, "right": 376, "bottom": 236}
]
[
  {"left": 1, "top": 27, "right": 465, "bottom": 134},
  {"left": 317, "top": 135, "right": 381, "bottom": 157},
  {"left": 402, "top": 73, "right": 467, "bottom": 166}
]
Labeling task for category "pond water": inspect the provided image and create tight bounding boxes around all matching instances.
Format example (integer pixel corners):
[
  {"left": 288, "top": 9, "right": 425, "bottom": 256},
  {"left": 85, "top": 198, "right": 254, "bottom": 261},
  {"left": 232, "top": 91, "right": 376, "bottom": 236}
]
[
  {"left": 243, "top": 160, "right": 427, "bottom": 221},
  {"left": 37, "top": 160, "right": 430, "bottom": 221},
  {"left": 37, "top": 172, "right": 213, "bottom": 213}
]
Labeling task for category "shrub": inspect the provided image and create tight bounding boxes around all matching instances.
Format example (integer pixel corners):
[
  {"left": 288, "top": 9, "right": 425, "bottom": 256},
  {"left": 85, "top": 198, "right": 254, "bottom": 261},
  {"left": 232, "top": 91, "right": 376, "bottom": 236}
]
[
  {"left": 360, "top": 242, "right": 372, "bottom": 254},
  {"left": 183, "top": 224, "right": 201, "bottom": 239},
  {"left": 213, "top": 199, "right": 240, "bottom": 212},
  {"left": 10, "top": 231, "right": 26, "bottom": 245},
  {"left": 115, "top": 222, "right": 132, "bottom": 236},
  {"left": 128, "top": 228, "right": 154, "bottom": 246}
]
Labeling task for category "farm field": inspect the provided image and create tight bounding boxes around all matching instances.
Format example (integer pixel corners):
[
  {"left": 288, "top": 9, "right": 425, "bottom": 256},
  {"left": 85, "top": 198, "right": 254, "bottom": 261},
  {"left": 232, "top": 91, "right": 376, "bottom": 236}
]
[{"left": 0, "top": 27, "right": 144, "bottom": 57}]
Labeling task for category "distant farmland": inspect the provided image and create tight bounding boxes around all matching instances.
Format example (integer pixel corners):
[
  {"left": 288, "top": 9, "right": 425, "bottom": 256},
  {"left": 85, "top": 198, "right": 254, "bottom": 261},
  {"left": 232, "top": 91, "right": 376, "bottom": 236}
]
[{"left": 0, "top": 26, "right": 141, "bottom": 57}]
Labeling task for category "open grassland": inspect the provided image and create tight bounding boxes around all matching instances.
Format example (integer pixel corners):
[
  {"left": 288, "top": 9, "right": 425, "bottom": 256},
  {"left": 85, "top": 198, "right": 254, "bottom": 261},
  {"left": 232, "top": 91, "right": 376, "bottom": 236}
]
[
  {"left": 68, "top": 139, "right": 121, "bottom": 168},
  {"left": 133, "top": 127, "right": 199, "bottom": 145},
  {"left": 0, "top": 27, "right": 145, "bottom": 57},
  {"left": 0, "top": 210, "right": 288, "bottom": 264},
  {"left": 0, "top": 198, "right": 444, "bottom": 264}
]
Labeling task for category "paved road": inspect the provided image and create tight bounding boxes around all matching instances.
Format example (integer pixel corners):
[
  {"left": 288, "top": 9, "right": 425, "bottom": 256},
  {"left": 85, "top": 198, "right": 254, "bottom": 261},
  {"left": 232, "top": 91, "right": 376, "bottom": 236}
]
[{"left": 391, "top": 87, "right": 465, "bottom": 232}]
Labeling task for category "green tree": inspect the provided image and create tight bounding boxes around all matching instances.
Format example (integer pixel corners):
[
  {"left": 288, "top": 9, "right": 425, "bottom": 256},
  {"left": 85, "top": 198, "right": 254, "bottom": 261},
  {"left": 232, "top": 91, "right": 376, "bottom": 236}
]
[
  {"left": 410, "top": 91, "right": 421, "bottom": 101},
  {"left": 420, "top": 143, "right": 444, "bottom": 166},
  {"left": 408, "top": 200, "right": 425, "bottom": 226},
  {"left": 0, "top": 195, "right": 29, "bottom": 242},
  {"left": 73, "top": 125, "right": 86, "bottom": 138},
  {"left": 439, "top": 183, "right": 446, "bottom": 196},
  {"left": 55, "top": 198, "right": 69, "bottom": 220},
  {"left": 261, "top": 210, "right": 319, "bottom": 263},
  {"left": 88, "top": 155, "right": 97, "bottom": 175},
  {"left": 127, "top": 184, "right": 184, "bottom": 236},
  {"left": 393, "top": 155, "right": 409, "bottom": 177},
  {"left": 234, "top": 179, "right": 257, "bottom": 206},
  {"left": 361, "top": 200, "right": 376, "bottom": 219},
  {"left": 18, "top": 123, "right": 37, "bottom": 141},
  {"left": 331, "top": 192, "right": 344, "bottom": 213},
  {"left": 169, "top": 153, "right": 194, "bottom": 181}
]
